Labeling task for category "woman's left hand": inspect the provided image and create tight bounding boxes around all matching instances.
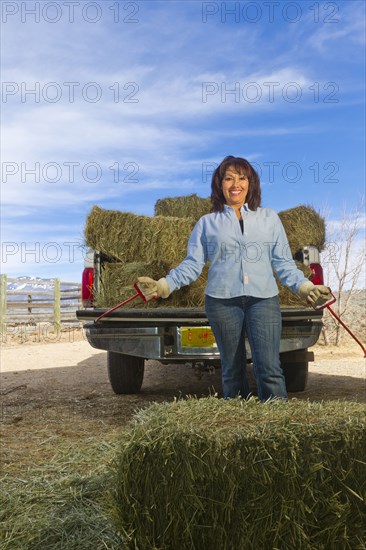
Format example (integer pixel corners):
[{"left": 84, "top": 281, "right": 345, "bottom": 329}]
[{"left": 298, "top": 282, "right": 332, "bottom": 307}]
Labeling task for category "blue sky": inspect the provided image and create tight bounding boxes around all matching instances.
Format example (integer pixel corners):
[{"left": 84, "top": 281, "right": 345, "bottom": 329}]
[{"left": 1, "top": 0, "right": 365, "bottom": 284}]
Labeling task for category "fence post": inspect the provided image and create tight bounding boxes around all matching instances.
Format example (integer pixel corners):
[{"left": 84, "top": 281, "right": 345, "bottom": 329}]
[
  {"left": 54, "top": 278, "right": 61, "bottom": 335},
  {"left": 0, "top": 274, "right": 7, "bottom": 338}
]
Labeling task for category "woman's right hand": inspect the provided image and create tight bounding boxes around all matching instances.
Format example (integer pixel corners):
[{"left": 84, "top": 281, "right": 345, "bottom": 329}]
[{"left": 137, "top": 277, "right": 171, "bottom": 300}]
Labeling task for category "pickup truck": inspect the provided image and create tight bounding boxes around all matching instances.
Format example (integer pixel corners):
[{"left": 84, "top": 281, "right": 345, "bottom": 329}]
[{"left": 76, "top": 245, "right": 325, "bottom": 395}]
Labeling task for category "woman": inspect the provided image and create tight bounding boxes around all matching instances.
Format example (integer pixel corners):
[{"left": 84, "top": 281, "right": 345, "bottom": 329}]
[{"left": 138, "top": 156, "right": 331, "bottom": 401}]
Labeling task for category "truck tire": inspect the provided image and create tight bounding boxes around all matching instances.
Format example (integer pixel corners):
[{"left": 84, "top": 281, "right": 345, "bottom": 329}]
[
  {"left": 281, "top": 362, "right": 309, "bottom": 393},
  {"left": 107, "top": 352, "right": 144, "bottom": 394}
]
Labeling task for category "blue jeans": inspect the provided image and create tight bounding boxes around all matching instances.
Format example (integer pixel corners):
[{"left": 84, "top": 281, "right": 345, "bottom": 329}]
[{"left": 205, "top": 294, "right": 287, "bottom": 401}]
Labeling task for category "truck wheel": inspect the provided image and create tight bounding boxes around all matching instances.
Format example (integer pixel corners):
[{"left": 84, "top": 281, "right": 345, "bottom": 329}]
[
  {"left": 281, "top": 362, "right": 308, "bottom": 393},
  {"left": 107, "top": 352, "right": 144, "bottom": 394}
]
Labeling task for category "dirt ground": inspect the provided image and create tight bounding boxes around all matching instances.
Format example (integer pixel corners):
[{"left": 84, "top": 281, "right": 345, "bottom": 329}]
[{"left": 1, "top": 328, "right": 365, "bottom": 429}]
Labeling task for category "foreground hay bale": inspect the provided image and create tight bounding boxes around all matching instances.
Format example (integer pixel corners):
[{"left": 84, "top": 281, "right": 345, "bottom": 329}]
[{"left": 110, "top": 398, "right": 366, "bottom": 550}]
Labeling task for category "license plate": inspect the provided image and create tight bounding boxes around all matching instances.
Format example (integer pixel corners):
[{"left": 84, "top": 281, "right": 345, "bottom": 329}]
[{"left": 180, "top": 327, "right": 217, "bottom": 348}]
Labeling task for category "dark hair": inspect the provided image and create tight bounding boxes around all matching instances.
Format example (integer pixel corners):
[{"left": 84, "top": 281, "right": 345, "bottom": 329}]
[{"left": 210, "top": 155, "right": 261, "bottom": 212}]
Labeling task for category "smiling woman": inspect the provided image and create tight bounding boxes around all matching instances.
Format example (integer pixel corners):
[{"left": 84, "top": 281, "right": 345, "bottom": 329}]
[
  {"left": 210, "top": 155, "right": 261, "bottom": 216},
  {"left": 138, "top": 155, "right": 333, "bottom": 401},
  {"left": 221, "top": 169, "right": 249, "bottom": 213}
]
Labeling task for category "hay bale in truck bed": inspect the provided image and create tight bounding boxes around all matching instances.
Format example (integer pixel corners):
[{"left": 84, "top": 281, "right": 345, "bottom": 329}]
[
  {"left": 278, "top": 205, "right": 326, "bottom": 253},
  {"left": 278, "top": 261, "right": 312, "bottom": 307},
  {"left": 94, "top": 261, "right": 209, "bottom": 309},
  {"left": 155, "top": 193, "right": 211, "bottom": 221},
  {"left": 155, "top": 197, "right": 326, "bottom": 256},
  {"left": 94, "top": 260, "right": 170, "bottom": 309},
  {"left": 84, "top": 206, "right": 195, "bottom": 265},
  {"left": 94, "top": 261, "right": 310, "bottom": 309},
  {"left": 84, "top": 201, "right": 325, "bottom": 308},
  {"left": 110, "top": 398, "right": 366, "bottom": 550}
]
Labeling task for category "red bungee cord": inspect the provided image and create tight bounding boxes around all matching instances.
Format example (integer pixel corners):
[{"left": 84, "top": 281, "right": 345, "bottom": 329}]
[
  {"left": 326, "top": 304, "right": 366, "bottom": 357},
  {"left": 313, "top": 291, "right": 366, "bottom": 357}
]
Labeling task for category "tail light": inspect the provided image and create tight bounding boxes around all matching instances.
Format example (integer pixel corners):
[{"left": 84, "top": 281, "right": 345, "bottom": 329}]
[
  {"left": 82, "top": 267, "right": 94, "bottom": 307},
  {"left": 309, "top": 263, "right": 324, "bottom": 285}
]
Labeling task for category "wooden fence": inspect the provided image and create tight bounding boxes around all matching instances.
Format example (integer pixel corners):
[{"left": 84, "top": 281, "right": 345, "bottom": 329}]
[{"left": 0, "top": 275, "right": 82, "bottom": 334}]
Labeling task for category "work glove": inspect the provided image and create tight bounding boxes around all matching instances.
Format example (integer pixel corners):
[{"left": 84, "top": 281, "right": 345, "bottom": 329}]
[
  {"left": 298, "top": 281, "right": 332, "bottom": 308},
  {"left": 137, "top": 277, "right": 171, "bottom": 300}
]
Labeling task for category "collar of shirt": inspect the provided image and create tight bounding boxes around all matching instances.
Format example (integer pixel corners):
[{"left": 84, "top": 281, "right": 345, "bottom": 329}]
[{"left": 223, "top": 203, "right": 250, "bottom": 216}]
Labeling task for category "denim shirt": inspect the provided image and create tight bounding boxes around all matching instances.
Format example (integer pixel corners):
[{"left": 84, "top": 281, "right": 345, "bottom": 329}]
[{"left": 166, "top": 204, "right": 309, "bottom": 299}]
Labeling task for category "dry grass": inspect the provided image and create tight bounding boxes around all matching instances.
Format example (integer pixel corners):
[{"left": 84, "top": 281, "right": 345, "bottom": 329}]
[{"left": 0, "top": 420, "right": 123, "bottom": 549}]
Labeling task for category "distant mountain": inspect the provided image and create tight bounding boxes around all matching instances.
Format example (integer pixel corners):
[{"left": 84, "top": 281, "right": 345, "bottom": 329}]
[
  {"left": 7, "top": 276, "right": 55, "bottom": 292},
  {"left": 6, "top": 276, "right": 79, "bottom": 300}
]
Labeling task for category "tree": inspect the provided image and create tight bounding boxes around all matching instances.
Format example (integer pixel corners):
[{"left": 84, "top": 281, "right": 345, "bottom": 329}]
[{"left": 321, "top": 198, "right": 365, "bottom": 345}]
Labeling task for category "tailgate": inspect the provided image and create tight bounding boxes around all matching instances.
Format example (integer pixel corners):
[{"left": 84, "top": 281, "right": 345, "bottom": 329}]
[{"left": 76, "top": 307, "right": 323, "bottom": 327}]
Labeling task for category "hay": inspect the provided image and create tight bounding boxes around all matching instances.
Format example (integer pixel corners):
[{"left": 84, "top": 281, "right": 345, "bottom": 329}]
[
  {"left": 277, "top": 261, "right": 312, "bottom": 308},
  {"left": 110, "top": 398, "right": 366, "bottom": 550},
  {"left": 154, "top": 193, "right": 211, "bottom": 221},
  {"left": 95, "top": 260, "right": 310, "bottom": 309},
  {"left": 278, "top": 205, "right": 326, "bottom": 254},
  {"left": 85, "top": 201, "right": 325, "bottom": 309},
  {"left": 94, "top": 260, "right": 170, "bottom": 309},
  {"left": 94, "top": 261, "right": 208, "bottom": 309},
  {"left": 155, "top": 197, "right": 325, "bottom": 255},
  {"left": 84, "top": 206, "right": 195, "bottom": 264},
  {"left": 1, "top": 433, "right": 122, "bottom": 549}
]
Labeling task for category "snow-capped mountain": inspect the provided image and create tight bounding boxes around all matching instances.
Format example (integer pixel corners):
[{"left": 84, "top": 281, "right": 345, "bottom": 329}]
[
  {"left": 7, "top": 276, "right": 55, "bottom": 292},
  {"left": 5, "top": 276, "right": 80, "bottom": 299}
]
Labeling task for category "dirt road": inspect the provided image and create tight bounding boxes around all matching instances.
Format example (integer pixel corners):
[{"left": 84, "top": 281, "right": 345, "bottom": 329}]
[{"left": 1, "top": 334, "right": 365, "bottom": 427}]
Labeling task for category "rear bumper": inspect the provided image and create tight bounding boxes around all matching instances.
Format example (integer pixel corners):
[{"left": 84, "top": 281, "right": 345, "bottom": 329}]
[{"left": 78, "top": 308, "right": 323, "bottom": 362}]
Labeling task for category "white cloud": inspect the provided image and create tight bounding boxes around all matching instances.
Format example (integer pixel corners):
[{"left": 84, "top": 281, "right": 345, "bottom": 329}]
[{"left": 1, "top": 1, "right": 364, "bottom": 282}]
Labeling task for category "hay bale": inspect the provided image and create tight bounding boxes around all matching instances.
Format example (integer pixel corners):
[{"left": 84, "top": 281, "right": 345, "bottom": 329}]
[
  {"left": 94, "top": 260, "right": 170, "bottom": 309},
  {"left": 155, "top": 197, "right": 326, "bottom": 255},
  {"left": 94, "top": 261, "right": 208, "bottom": 309},
  {"left": 93, "top": 257, "right": 310, "bottom": 310},
  {"left": 277, "top": 261, "right": 312, "bottom": 308},
  {"left": 155, "top": 194, "right": 211, "bottom": 222},
  {"left": 278, "top": 205, "right": 325, "bottom": 254},
  {"left": 84, "top": 206, "right": 195, "bottom": 264},
  {"left": 85, "top": 203, "right": 325, "bottom": 309},
  {"left": 110, "top": 398, "right": 366, "bottom": 550}
]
